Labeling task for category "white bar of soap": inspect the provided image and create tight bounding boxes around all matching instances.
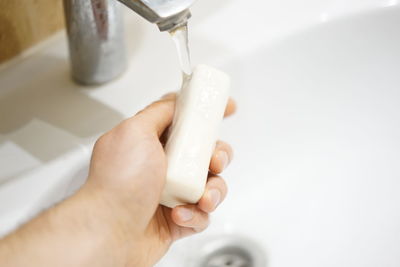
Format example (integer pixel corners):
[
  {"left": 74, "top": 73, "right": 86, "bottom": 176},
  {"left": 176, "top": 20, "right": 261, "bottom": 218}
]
[{"left": 160, "top": 65, "right": 231, "bottom": 208}]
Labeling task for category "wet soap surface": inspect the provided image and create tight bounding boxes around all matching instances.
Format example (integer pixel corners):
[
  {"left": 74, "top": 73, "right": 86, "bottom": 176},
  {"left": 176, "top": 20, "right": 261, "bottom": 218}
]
[{"left": 161, "top": 65, "right": 230, "bottom": 208}]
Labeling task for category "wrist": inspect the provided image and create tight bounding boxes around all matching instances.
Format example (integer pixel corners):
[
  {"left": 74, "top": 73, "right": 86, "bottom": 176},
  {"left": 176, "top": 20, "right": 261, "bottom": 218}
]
[
  {"left": 80, "top": 178, "right": 172, "bottom": 267},
  {"left": 66, "top": 184, "right": 132, "bottom": 266}
]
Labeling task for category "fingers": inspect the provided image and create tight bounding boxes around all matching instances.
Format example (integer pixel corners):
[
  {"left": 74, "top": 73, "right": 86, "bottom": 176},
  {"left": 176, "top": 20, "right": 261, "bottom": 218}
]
[
  {"left": 170, "top": 175, "right": 227, "bottom": 231},
  {"left": 160, "top": 92, "right": 177, "bottom": 100},
  {"left": 171, "top": 205, "right": 210, "bottom": 232},
  {"left": 209, "top": 141, "right": 234, "bottom": 174},
  {"left": 198, "top": 176, "right": 227, "bottom": 213},
  {"left": 131, "top": 92, "right": 235, "bottom": 138},
  {"left": 224, "top": 98, "right": 237, "bottom": 118},
  {"left": 134, "top": 94, "right": 177, "bottom": 137}
]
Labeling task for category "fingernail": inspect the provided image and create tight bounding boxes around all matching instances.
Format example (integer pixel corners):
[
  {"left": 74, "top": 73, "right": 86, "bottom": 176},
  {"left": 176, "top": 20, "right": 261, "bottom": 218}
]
[
  {"left": 178, "top": 207, "right": 193, "bottom": 222},
  {"left": 218, "top": 151, "right": 229, "bottom": 170},
  {"left": 209, "top": 189, "right": 221, "bottom": 209}
]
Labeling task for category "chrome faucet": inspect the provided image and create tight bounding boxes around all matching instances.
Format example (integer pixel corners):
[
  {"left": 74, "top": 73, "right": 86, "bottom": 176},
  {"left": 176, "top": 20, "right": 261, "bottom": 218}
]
[
  {"left": 118, "top": 0, "right": 194, "bottom": 31},
  {"left": 63, "top": 0, "right": 196, "bottom": 85}
]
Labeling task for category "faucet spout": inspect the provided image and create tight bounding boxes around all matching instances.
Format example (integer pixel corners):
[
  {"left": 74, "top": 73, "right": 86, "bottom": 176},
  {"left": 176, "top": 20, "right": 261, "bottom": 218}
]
[
  {"left": 62, "top": 0, "right": 196, "bottom": 85},
  {"left": 117, "top": 0, "right": 196, "bottom": 31}
]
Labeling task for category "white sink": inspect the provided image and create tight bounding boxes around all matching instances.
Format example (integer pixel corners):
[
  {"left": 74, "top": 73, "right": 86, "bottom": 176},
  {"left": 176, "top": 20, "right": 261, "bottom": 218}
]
[
  {"left": 159, "top": 3, "right": 400, "bottom": 267},
  {"left": 1, "top": 0, "right": 400, "bottom": 266}
]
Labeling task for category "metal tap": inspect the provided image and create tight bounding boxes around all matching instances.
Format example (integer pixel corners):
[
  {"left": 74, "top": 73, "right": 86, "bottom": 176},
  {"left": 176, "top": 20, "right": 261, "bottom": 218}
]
[
  {"left": 63, "top": 0, "right": 126, "bottom": 85},
  {"left": 63, "top": 0, "right": 196, "bottom": 85},
  {"left": 118, "top": 0, "right": 196, "bottom": 31}
]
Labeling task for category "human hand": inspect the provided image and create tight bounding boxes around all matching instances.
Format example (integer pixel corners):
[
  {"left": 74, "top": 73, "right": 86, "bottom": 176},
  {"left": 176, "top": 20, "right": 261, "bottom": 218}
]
[{"left": 83, "top": 93, "right": 236, "bottom": 267}]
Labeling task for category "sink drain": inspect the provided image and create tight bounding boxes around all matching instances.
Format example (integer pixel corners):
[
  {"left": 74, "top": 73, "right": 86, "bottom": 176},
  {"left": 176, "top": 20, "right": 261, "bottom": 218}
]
[
  {"left": 192, "top": 236, "right": 267, "bottom": 267},
  {"left": 203, "top": 246, "right": 253, "bottom": 267}
]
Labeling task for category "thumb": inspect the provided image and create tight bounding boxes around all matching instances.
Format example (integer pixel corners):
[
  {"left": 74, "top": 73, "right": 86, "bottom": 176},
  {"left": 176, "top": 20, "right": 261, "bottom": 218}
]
[{"left": 135, "top": 93, "right": 176, "bottom": 137}]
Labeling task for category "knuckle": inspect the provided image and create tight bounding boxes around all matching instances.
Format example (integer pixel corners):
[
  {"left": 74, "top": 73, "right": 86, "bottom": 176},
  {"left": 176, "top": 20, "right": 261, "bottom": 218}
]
[
  {"left": 117, "top": 117, "right": 147, "bottom": 137},
  {"left": 94, "top": 133, "right": 110, "bottom": 149},
  {"left": 135, "top": 99, "right": 171, "bottom": 117}
]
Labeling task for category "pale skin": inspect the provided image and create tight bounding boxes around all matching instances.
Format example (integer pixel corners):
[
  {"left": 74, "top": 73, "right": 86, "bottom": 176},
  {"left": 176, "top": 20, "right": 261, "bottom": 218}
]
[{"left": 0, "top": 93, "right": 236, "bottom": 267}]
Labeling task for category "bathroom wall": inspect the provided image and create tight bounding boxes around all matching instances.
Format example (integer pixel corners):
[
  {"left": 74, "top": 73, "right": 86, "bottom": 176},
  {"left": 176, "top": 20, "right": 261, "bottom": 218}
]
[{"left": 0, "top": 0, "right": 64, "bottom": 63}]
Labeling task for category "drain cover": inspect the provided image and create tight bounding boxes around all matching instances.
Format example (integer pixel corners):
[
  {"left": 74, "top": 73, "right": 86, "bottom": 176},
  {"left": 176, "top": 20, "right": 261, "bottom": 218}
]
[
  {"left": 203, "top": 246, "right": 253, "bottom": 267},
  {"left": 192, "top": 236, "right": 267, "bottom": 267}
]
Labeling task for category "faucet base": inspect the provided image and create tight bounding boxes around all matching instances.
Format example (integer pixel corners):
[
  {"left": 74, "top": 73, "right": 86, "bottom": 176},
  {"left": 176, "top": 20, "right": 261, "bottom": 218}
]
[{"left": 63, "top": 0, "right": 127, "bottom": 85}]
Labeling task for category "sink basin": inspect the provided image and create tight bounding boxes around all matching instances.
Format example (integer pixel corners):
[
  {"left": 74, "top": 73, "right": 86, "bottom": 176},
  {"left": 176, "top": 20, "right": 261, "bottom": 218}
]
[
  {"left": 158, "top": 4, "right": 400, "bottom": 267},
  {"left": 1, "top": 0, "right": 400, "bottom": 266}
]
